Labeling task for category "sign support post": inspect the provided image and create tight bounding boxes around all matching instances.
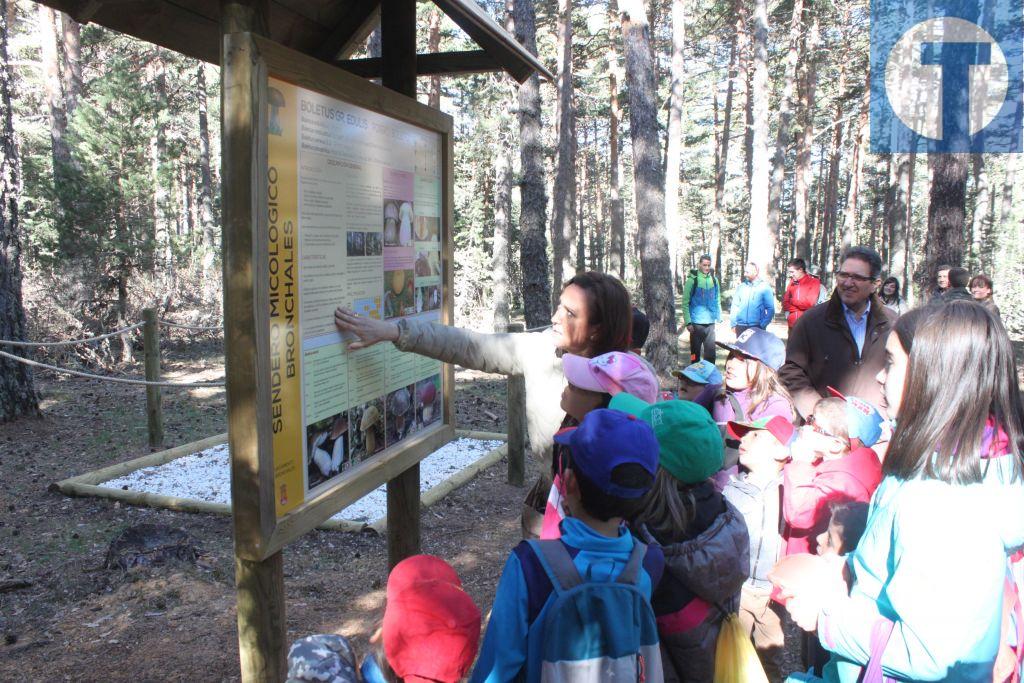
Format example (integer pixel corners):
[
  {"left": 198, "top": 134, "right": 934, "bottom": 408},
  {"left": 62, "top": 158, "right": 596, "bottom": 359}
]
[
  {"left": 221, "top": 2, "right": 287, "bottom": 681},
  {"left": 380, "top": 0, "right": 422, "bottom": 570}
]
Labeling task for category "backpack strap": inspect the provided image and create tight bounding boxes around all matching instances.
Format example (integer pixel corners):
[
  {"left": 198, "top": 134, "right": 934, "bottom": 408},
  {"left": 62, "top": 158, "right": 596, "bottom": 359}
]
[
  {"left": 615, "top": 540, "right": 647, "bottom": 587},
  {"left": 529, "top": 539, "right": 583, "bottom": 593},
  {"left": 727, "top": 393, "right": 745, "bottom": 422}
]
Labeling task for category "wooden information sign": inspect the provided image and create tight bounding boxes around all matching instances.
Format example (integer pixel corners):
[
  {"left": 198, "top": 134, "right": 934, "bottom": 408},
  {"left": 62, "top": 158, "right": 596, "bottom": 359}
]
[{"left": 223, "top": 32, "right": 455, "bottom": 563}]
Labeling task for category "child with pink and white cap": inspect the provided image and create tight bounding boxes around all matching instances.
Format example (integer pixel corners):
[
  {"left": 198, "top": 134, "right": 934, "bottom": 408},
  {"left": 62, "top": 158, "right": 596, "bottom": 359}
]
[{"left": 540, "top": 351, "right": 660, "bottom": 539}]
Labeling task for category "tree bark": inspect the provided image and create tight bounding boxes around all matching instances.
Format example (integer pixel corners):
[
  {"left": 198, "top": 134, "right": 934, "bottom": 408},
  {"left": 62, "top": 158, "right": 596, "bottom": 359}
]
[
  {"left": 745, "top": 0, "right": 773, "bottom": 281},
  {"left": 577, "top": 128, "right": 588, "bottom": 273},
  {"left": 512, "top": 0, "right": 551, "bottom": 329},
  {"left": 922, "top": 153, "right": 968, "bottom": 291},
  {"left": 550, "top": 0, "right": 576, "bottom": 303},
  {"left": 197, "top": 63, "right": 218, "bottom": 288},
  {"left": 492, "top": 121, "right": 512, "bottom": 330},
  {"left": 841, "top": 75, "right": 870, "bottom": 250},
  {"left": 59, "top": 12, "right": 82, "bottom": 118},
  {"left": 820, "top": 66, "right": 848, "bottom": 273},
  {"left": 38, "top": 5, "right": 72, "bottom": 198},
  {"left": 427, "top": 8, "right": 442, "bottom": 109},
  {"left": 0, "top": 0, "right": 40, "bottom": 421},
  {"left": 620, "top": 0, "right": 677, "bottom": 374},
  {"left": 608, "top": 0, "right": 626, "bottom": 280},
  {"left": 148, "top": 50, "right": 173, "bottom": 284},
  {"left": 886, "top": 154, "right": 910, "bottom": 296},
  {"left": 968, "top": 155, "right": 988, "bottom": 270},
  {"left": 664, "top": 0, "right": 686, "bottom": 283},
  {"left": 766, "top": 0, "right": 804, "bottom": 253}
]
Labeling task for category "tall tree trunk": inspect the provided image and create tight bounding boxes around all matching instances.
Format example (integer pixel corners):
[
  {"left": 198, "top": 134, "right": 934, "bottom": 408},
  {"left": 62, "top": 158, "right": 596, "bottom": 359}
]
[
  {"left": 820, "top": 64, "right": 847, "bottom": 272},
  {"left": 904, "top": 151, "right": 916, "bottom": 303},
  {"left": 712, "top": 28, "right": 737, "bottom": 274},
  {"left": 745, "top": 0, "right": 773, "bottom": 281},
  {"left": 664, "top": 0, "right": 686, "bottom": 283},
  {"left": 841, "top": 76, "right": 870, "bottom": 249},
  {"left": 992, "top": 153, "right": 1017, "bottom": 273},
  {"left": 38, "top": 5, "right": 72, "bottom": 202},
  {"left": 492, "top": 121, "right": 512, "bottom": 330},
  {"left": 969, "top": 155, "right": 988, "bottom": 270},
  {"left": 793, "top": 12, "right": 819, "bottom": 262},
  {"left": 922, "top": 153, "right": 968, "bottom": 291},
  {"left": 620, "top": 0, "right": 677, "bottom": 373},
  {"left": 0, "top": 0, "right": 39, "bottom": 421},
  {"left": 59, "top": 12, "right": 82, "bottom": 118},
  {"left": 886, "top": 154, "right": 910, "bottom": 296},
  {"left": 608, "top": 0, "right": 626, "bottom": 280},
  {"left": 550, "top": 0, "right": 576, "bottom": 303},
  {"left": 197, "top": 63, "right": 218, "bottom": 289},
  {"left": 148, "top": 50, "right": 172, "bottom": 285},
  {"left": 427, "top": 8, "right": 442, "bottom": 109},
  {"left": 512, "top": 0, "right": 551, "bottom": 329},
  {"left": 577, "top": 130, "right": 588, "bottom": 272},
  {"left": 766, "top": 0, "right": 804, "bottom": 248}
]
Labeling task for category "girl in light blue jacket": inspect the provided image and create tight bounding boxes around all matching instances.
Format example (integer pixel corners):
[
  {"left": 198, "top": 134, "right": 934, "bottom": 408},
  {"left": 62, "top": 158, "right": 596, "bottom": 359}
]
[{"left": 782, "top": 303, "right": 1024, "bottom": 682}]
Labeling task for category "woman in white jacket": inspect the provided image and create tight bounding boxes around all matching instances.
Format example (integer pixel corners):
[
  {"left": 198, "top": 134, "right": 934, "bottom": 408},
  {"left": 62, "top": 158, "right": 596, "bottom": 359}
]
[{"left": 334, "top": 271, "right": 634, "bottom": 536}]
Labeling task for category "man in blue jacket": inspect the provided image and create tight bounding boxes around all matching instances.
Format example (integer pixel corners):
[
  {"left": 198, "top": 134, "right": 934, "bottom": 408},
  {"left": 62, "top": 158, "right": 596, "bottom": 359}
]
[
  {"left": 730, "top": 262, "right": 775, "bottom": 336},
  {"left": 681, "top": 255, "right": 722, "bottom": 363}
]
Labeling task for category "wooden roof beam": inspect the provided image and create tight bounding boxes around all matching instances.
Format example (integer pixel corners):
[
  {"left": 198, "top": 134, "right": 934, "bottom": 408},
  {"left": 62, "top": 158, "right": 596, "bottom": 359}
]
[
  {"left": 336, "top": 49, "right": 500, "bottom": 78},
  {"left": 313, "top": 0, "right": 381, "bottom": 61}
]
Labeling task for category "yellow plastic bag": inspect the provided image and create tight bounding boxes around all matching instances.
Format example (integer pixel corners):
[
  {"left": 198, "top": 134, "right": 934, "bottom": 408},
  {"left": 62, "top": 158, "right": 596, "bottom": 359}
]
[{"left": 713, "top": 613, "right": 769, "bottom": 683}]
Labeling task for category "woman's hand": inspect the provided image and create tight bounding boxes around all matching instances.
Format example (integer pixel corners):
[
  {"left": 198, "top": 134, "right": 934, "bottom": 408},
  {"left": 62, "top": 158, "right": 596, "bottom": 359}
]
[{"left": 334, "top": 307, "right": 400, "bottom": 350}]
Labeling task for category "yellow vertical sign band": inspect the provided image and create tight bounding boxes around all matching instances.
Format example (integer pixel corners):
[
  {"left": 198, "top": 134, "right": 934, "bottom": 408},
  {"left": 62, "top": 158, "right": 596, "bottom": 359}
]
[{"left": 267, "top": 78, "right": 304, "bottom": 516}]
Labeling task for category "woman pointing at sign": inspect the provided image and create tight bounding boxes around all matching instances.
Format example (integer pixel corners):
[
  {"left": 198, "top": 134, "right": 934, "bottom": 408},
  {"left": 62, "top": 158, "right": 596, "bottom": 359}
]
[{"left": 334, "top": 271, "right": 633, "bottom": 537}]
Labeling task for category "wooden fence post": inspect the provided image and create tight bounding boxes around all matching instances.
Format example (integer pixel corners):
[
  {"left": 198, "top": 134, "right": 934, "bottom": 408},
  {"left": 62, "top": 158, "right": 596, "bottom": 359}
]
[
  {"left": 142, "top": 308, "right": 164, "bottom": 449},
  {"left": 505, "top": 323, "right": 526, "bottom": 487}
]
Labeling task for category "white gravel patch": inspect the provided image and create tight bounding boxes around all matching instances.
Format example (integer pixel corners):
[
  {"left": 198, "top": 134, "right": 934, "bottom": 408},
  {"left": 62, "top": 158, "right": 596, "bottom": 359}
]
[{"left": 101, "top": 438, "right": 504, "bottom": 523}]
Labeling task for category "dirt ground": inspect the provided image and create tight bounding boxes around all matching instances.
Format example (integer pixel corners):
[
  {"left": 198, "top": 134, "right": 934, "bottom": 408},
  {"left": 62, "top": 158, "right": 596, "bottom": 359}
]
[
  {"left": 0, "top": 339, "right": 537, "bottom": 682},
  {"left": 2, "top": 331, "right": 1020, "bottom": 682}
]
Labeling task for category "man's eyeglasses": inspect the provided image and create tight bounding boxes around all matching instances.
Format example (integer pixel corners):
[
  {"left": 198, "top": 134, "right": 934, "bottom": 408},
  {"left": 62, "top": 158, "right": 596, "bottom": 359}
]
[
  {"left": 805, "top": 413, "right": 843, "bottom": 441},
  {"left": 834, "top": 271, "right": 875, "bottom": 284}
]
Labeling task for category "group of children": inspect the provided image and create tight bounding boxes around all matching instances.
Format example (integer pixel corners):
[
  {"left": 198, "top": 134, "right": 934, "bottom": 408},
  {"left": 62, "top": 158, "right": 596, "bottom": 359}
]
[{"left": 287, "top": 315, "right": 909, "bottom": 683}]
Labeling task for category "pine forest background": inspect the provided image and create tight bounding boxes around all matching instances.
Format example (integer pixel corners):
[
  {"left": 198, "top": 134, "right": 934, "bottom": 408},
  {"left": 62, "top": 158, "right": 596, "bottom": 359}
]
[{"left": 3, "top": 0, "right": 1024, "bottom": 385}]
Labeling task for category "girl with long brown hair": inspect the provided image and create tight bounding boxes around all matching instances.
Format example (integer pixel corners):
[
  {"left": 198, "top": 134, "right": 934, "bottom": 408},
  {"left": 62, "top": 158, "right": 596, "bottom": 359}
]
[{"left": 782, "top": 303, "right": 1024, "bottom": 681}]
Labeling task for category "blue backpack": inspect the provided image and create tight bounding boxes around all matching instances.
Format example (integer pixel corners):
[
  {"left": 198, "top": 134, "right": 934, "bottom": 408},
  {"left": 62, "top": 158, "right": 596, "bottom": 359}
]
[{"left": 527, "top": 538, "right": 663, "bottom": 682}]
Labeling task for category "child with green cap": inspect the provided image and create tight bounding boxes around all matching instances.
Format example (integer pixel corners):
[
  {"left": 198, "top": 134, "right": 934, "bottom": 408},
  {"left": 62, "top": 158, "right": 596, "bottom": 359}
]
[{"left": 610, "top": 392, "right": 751, "bottom": 682}]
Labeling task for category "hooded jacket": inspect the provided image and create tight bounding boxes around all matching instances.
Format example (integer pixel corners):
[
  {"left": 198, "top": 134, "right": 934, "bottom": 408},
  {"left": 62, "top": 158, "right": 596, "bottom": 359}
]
[
  {"left": 779, "top": 292, "right": 896, "bottom": 419},
  {"left": 783, "top": 274, "right": 823, "bottom": 327},
  {"left": 682, "top": 270, "right": 722, "bottom": 325},
  {"left": 730, "top": 279, "right": 776, "bottom": 329},
  {"left": 782, "top": 446, "right": 883, "bottom": 556},
  {"left": 634, "top": 481, "right": 750, "bottom": 682},
  {"left": 818, "top": 451, "right": 1024, "bottom": 682}
]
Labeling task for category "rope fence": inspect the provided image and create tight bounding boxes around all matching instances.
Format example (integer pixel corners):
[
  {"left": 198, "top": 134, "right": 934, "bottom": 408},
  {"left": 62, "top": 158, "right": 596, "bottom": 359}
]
[
  {"left": 0, "top": 322, "right": 145, "bottom": 348},
  {"left": 0, "top": 349, "right": 225, "bottom": 387},
  {"left": 158, "top": 320, "right": 222, "bottom": 332}
]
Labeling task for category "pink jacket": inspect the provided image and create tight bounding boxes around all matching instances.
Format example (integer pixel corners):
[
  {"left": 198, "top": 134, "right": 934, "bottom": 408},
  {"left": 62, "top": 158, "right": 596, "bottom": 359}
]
[{"left": 782, "top": 446, "right": 883, "bottom": 556}]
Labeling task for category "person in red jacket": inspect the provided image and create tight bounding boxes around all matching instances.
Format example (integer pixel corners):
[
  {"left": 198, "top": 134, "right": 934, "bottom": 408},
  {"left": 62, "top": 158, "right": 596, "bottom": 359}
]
[
  {"left": 782, "top": 258, "right": 822, "bottom": 328},
  {"left": 781, "top": 389, "right": 883, "bottom": 556}
]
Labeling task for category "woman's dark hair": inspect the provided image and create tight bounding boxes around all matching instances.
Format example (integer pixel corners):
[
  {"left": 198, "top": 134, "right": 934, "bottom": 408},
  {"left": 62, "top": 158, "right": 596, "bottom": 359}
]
[
  {"left": 892, "top": 306, "right": 929, "bottom": 355},
  {"left": 880, "top": 276, "right": 902, "bottom": 304},
  {"left": 969, "top": 273, "right": 994, "bottom": 294},
  {"left": 884, "top": 302, "right": 1024, "bottom": 484},
  {"left": 564, "top": 271, "right": 633, "bottom": 356},
  {"left": 632, "top": 468, "right": 697, "bottom": 542}
]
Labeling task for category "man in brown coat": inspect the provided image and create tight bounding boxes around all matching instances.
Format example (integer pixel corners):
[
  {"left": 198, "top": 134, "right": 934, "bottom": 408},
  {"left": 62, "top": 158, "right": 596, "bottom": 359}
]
[{"left": 779, "top": 246, "right": 896, "bottom": 419}]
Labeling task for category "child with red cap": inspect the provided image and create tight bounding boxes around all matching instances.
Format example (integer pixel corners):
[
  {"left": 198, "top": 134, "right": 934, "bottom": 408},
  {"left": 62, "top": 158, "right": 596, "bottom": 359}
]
[
  {"left": 721, "top": 415, "right": 795, "bottom": 680},
  {"left": 781, "top": 391, "right": 884, "bottom": 557},
  {"left": 471, "top": 409, "right": 665, "bottom": 682},
  {"left": 362, "top": 554, "right": 481, "bottom": 683}
]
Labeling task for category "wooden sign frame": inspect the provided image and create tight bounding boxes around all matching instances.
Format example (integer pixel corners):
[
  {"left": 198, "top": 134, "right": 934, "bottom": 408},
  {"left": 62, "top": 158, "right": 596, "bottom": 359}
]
[{"left": 223, "top": 32, "right": 456, "bottom": 562}]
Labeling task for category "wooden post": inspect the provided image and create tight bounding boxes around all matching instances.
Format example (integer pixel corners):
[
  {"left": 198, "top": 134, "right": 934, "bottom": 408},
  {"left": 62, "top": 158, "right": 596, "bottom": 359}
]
[
  {"left": 381, "top": 0, "right": 421, "bottom": 570},
  {"left": 220, "top": 2, "right": 284, "bottom": 682},
  {"left": 505, "top": 323, "right": 526, "bottom": 487},
  {"left": 142, "top": 308, "right": 164, "bottom": 449}
]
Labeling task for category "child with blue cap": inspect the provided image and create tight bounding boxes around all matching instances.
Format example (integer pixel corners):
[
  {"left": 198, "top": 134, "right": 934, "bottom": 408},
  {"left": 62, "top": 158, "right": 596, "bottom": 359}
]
[
  {"left": 671, "top": 359, "right": 723, "bottom": 412},
  {"left": 471, "top": 409, "right": 665, "bottom": 682}
]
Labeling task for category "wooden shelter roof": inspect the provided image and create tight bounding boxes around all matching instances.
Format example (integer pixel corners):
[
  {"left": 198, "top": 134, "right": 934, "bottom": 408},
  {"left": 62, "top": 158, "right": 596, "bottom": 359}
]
[{"left": 36, "top": 0, "right": 553, "bottom": 83}]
